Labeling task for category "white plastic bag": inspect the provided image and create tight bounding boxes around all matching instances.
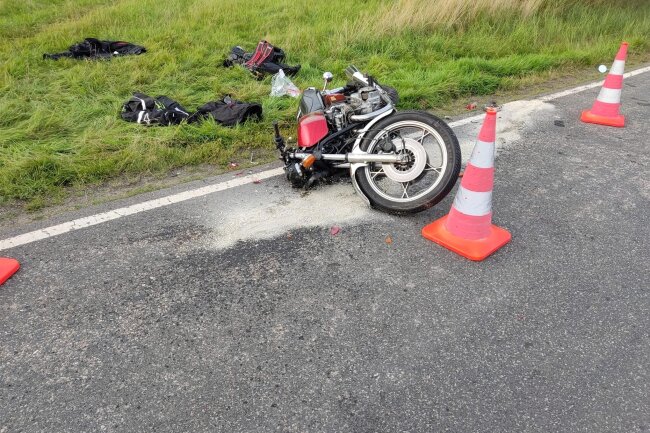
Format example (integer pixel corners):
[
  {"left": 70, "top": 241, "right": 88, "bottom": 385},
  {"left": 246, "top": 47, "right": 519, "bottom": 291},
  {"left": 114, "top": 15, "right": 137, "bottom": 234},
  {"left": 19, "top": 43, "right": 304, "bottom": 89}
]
[{"left": 270, "top": 69, "right": 300, "bottom": 98}]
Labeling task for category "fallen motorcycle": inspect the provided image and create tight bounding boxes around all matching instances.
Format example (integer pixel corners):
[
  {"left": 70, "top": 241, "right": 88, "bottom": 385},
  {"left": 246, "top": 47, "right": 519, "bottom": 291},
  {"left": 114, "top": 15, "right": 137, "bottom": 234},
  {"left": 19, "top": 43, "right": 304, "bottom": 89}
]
[{"left": 273, "top": 66, "right": 461, "bottom": 214}]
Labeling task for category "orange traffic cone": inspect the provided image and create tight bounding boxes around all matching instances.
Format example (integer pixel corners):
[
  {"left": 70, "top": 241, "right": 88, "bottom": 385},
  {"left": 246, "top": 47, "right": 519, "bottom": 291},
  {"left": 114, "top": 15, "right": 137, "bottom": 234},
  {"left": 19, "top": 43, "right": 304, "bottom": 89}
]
[
  {"left": 422, "top": 108, "right": 511, "bottom": 261},
  {"left": 0, "top": 257, "right": 20, "bottom": 285},
  {"left": 581, "top": 42, "right": 628, "bottom": 127}
]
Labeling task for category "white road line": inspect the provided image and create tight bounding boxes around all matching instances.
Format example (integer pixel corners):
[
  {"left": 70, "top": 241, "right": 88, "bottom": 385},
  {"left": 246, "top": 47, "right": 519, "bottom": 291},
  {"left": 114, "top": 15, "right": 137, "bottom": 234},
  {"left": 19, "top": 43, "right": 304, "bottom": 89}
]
[
  {"left": 0, "top": 168, "right": 284, "bottom": 251},
  {"left": 2, "top": 65, "right": 649, "bottom": 252},
  {"left": 447, "top": 65, "right": 650, "bottom": 127}
]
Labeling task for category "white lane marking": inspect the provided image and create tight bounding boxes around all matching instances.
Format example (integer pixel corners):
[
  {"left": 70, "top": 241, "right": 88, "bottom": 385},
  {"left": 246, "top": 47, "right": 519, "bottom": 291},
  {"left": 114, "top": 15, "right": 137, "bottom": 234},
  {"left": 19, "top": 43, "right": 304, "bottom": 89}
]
[
  {"left": 449, "top": 65, "right": 650, "bottom": 126},
  {"left": 2, "top": 65, "right": 650, "bottom": 252},
  {"left": 539, "top": 65, "right": 650, "bottom": 101},
  {"left": 0, "top": 168, "right": 284, "bottom": 251}
]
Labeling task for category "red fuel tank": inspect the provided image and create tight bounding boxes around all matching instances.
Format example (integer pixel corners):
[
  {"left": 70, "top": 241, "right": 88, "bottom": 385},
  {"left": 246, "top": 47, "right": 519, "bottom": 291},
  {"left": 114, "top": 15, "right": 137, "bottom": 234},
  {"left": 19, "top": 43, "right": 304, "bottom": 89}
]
[{"left": 297, "top": 113, "right": 329, "bottom": 148}]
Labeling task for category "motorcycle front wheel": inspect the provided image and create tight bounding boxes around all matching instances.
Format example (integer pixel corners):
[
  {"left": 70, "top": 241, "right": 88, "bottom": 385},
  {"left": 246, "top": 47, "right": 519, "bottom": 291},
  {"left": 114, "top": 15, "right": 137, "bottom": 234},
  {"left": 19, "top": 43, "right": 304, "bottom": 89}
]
[{"left": 355, "top": 111, "right": 461, "bottom": 214}]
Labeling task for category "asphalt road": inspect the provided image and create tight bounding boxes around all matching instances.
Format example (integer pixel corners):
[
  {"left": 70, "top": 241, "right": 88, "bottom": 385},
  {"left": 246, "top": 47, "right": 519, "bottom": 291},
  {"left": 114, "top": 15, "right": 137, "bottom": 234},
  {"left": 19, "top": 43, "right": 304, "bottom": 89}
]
[{"left": 1, "top": 73, "right": 649, "bottom": 433}]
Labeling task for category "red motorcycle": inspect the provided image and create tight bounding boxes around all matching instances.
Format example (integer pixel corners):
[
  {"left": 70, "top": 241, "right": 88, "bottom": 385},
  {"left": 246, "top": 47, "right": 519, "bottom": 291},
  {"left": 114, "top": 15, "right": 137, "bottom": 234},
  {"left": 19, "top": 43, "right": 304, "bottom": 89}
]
[{"left": 274, "top": 66, "right": 461, "bottom": 214}]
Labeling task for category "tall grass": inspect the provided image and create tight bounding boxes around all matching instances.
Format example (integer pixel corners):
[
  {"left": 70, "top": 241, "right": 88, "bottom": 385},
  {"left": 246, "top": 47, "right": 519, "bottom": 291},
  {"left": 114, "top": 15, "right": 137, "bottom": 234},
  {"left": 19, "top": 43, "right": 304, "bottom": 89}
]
[
  {"left": 370, "top": 0, "right": 545, "bottom": 32},
  {"left": 0, "top": 0, "right": 649, "bottom": 209},
  {"left": 371, "top": 0, "right": 648, "bottom": 32}
]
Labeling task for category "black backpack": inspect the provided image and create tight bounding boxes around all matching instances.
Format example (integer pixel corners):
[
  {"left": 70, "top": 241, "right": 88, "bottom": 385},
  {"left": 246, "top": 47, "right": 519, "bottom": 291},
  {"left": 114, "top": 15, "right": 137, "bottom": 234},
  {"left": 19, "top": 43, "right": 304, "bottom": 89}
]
[{"left": 121, "top": 93, "right": 190, "bottom": 126}]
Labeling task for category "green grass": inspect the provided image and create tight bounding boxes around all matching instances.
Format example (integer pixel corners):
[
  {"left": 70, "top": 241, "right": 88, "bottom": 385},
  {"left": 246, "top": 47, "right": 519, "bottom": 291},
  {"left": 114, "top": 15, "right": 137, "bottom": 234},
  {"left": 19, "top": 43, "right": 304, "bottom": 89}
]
[{"left": 0, "top": 0, "right": 649, "bottom": 209}]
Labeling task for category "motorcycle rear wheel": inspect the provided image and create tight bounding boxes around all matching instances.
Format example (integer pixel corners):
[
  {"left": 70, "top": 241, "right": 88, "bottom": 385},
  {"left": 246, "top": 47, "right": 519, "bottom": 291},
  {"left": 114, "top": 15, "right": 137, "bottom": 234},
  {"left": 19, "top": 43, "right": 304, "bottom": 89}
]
[{"left": 355, "top": 111, "right": 461, "bottom": 214}]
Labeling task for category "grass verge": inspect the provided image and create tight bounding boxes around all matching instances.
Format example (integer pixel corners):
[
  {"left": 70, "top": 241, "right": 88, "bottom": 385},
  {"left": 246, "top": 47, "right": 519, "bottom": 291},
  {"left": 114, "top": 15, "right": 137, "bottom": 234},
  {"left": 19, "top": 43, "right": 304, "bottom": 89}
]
[{"left": 1, "top": 0, "right": 649, "bottom": 210}]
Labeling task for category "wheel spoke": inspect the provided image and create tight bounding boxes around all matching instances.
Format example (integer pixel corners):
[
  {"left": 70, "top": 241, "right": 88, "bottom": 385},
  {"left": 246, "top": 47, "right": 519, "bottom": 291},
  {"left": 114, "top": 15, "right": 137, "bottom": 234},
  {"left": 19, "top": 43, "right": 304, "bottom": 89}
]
[
  {"left": 425, "top": 164, "right": 442, "bottom": 174},
  {"left": 419, "top": 129, "right": 430, "bottom": 144},
  {"left": 370, "top": 168, "right": 385, "bottom": 180},
  {"left": 401, "top": 182, "right": 410, "bottom": 199}
]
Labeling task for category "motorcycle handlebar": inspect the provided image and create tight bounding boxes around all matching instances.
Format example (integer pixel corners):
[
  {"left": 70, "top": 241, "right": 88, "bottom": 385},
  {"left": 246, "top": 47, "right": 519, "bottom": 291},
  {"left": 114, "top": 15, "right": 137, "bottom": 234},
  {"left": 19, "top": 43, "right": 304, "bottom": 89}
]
[{"left": 273, "top": 121, "right": 285, "bottom": 153}]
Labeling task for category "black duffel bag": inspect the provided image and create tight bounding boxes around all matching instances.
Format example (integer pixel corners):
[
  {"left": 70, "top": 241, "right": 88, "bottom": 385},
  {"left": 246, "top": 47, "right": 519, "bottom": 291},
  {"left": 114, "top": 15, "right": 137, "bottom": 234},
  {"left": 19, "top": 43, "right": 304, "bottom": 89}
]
[{"left": 188, "top": 96, "right": 262, "bottom": 126}]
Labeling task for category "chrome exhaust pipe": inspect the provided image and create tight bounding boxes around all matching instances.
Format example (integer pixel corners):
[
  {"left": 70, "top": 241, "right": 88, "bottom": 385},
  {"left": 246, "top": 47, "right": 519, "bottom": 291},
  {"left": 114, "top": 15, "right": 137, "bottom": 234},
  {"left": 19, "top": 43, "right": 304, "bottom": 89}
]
[{"left": 289, "top": 151, "right": 404, "bottom": 164}]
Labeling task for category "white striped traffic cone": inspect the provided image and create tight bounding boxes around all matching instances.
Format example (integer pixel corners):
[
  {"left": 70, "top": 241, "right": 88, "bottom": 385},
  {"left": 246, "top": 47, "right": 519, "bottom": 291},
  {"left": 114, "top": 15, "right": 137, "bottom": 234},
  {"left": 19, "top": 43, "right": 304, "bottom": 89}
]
[
  {"left": 422, "top": 108, "right": 511, "bottom": 261},
  {"left": 581, "top": 42, "right": 628, "bottom": 127}
]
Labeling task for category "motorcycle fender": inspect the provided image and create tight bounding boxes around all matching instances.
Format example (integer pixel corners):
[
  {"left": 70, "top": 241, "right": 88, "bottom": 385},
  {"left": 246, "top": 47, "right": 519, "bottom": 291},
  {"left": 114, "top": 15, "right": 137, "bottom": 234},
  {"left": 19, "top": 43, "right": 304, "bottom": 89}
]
[
  {"left": 348, "top": 108, "right": 395, "bottom": 206},
  {"left": 350, "top": 108, "right": 395, "bottom": 152},
  {"left": 350, "top": 162, "right": 371, "bottom": 206}
]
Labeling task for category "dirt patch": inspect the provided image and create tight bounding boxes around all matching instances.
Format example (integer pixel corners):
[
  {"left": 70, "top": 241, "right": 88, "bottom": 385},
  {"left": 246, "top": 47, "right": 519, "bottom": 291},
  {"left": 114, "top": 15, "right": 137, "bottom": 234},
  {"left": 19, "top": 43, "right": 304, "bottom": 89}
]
[{"left": 202, "top": 182, "right": 386, "bottom": 250}]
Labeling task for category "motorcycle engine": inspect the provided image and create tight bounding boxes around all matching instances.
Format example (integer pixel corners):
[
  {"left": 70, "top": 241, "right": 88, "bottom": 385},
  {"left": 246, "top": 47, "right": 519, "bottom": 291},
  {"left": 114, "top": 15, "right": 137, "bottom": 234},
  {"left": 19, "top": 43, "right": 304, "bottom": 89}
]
[{"left": 324, "top": 86, "right": 384, "bottom": 131}]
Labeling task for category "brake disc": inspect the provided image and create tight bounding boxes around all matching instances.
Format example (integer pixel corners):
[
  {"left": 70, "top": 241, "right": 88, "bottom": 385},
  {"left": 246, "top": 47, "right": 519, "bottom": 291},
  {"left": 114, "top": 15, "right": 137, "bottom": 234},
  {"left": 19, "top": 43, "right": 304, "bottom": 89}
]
[{"left": 382, "top": 137, "right": 427, "bottom": 182}]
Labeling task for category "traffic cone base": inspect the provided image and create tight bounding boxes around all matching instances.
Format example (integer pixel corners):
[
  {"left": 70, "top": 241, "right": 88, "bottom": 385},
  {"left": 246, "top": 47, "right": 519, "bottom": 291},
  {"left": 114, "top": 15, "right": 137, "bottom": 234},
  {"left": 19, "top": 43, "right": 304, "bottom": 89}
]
[
  {"left": 422, "top": 215, "right": 511, "bottom": 261},
  {"left": 580, "top": 109, "right": 625, "bottom": 128},
  {"left": 0, "top": 257, "right": 20, "bottom": 285}
]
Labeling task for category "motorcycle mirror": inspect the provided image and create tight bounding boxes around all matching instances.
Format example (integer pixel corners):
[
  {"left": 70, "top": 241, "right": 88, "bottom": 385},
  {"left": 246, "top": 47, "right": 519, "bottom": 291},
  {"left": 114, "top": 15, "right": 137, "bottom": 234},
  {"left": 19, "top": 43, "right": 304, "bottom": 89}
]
[{"left": 322, "top": 72, "right": 334, "bottom": 91}]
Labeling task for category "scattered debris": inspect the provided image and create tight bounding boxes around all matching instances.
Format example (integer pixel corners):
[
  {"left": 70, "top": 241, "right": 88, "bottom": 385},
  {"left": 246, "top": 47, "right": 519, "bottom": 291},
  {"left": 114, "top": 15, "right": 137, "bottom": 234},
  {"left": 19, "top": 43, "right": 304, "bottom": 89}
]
[
  {"left": 466, "top": 102, "right": 478, "bottom": 110},
  {"left": 228, "top": 162, "right": 239, "bottom": 169},
  {"left": 271, "top": 69, "right": 301, "bottom": 98},
  {"left": 385, "top": 235, "right": 393, "bottom": 245},
  {"left": 330, "top": 226, "right": 341, "bottom": 236},
  {"left": 121, "top": 94, "right": 261, "bottom": 127},
  {"left": 252, "top": 179, "right": 262, "bottom": 184},
  {"left": 554, "top": 120, "right": 565, "bottom": 127}
]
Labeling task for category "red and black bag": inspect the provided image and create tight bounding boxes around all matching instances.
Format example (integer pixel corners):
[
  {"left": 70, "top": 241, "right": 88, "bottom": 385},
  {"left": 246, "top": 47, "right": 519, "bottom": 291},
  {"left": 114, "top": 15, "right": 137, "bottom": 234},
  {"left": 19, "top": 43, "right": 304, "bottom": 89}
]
[{"left": 223, "top": 40, "right": 300, "bottom": 79}]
